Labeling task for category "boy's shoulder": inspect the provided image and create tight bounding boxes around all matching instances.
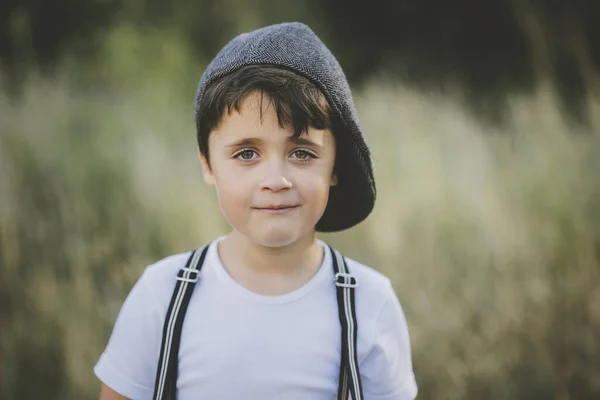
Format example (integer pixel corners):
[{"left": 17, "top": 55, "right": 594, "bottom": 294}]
[
  {"left": 143, "top": 250, "right": 194, "bottom": 279},
  {"left": 341, "top": 253, "right": 398, "bottom": 307},
  {"left": 134, "top": 250, "right": 194, "bottom": 300},
  {"left": 343, "top": 255, "right": 392, "bottom": 289}
]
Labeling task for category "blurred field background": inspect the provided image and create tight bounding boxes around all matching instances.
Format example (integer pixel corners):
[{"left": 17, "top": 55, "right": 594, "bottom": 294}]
[{"left": 1, "top": 1, "right": 600, "bottom": 399}]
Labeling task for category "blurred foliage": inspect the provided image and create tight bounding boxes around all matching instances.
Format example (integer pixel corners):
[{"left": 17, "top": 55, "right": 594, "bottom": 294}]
[
  {"left": 1, "top": 2, "right": 600, "bottom": 400},
  {"left": 2, "top": 0, "right": 600, "bottom": 119}
]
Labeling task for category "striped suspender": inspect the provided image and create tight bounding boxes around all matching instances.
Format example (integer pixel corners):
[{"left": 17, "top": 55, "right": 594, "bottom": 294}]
[
  {"left": 153, "top": 245, "right": 210, "bottom": 400},
  {"left": 152, "top": 243, "right": 363, "bottom": 400},
  {"left": 329, "top": 245, "right": 364, "bottom": 400}
]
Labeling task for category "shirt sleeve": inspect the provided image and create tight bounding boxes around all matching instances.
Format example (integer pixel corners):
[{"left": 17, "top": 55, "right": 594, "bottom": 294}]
[
  {"left": 360, "top": 282, "right": 418, "bottom": 400},
  {"left": 94, "top": 269, "right": 164, "bottom": 400}
]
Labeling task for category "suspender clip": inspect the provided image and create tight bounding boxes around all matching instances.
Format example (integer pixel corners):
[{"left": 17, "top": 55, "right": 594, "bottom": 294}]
[
  {"left": 335, "top": 272, "right": 358, "bottom": 288},
  {"left": 177, "top": 267, "right": 200, "bottom": 283}
]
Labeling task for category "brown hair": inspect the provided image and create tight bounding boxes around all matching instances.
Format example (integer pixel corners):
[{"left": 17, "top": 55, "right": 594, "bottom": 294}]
[{"left": 195, "top": 65, "right": 334, "bottom": 163}]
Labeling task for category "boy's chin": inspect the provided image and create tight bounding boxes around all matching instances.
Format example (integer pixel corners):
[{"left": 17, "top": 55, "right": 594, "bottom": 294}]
[{"left": 238, "top": 226, "right": 314, "bottom": 248}]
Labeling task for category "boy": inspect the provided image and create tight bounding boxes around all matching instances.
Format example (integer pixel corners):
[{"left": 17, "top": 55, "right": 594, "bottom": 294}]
[{"left": 95, "top": 22, "right": 417, "bottom": 399}]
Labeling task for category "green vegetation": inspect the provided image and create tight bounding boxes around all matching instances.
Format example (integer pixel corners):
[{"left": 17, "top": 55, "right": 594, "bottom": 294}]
[{"left": 1, "top": 26, "right": 599, "bottom": 400}]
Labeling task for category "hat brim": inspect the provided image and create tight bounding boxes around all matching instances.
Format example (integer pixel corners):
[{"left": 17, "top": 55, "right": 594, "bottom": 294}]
[{"left": 315, "top": 116, "right": 376, "bottom": 232}]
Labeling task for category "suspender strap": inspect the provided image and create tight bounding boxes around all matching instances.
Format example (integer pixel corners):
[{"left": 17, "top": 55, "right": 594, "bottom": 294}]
[
  {"left": 153, "top": 245, "right": 210, "bottom": 400},
  {"left": 329, "top": 245, "right": 364, "bottom": 400},
  {"left": 152, "top": 243, "right": 362, "bottom": 400}
]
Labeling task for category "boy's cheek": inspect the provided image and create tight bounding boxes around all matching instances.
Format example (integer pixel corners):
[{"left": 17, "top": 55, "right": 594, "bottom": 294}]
[{"left": 214, "top": 178, "right": 252, "bottom": 206}]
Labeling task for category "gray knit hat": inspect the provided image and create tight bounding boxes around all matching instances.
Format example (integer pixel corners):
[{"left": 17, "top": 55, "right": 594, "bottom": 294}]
[{"left": 194, "top": 22, "right": 376, "bottom": 232}]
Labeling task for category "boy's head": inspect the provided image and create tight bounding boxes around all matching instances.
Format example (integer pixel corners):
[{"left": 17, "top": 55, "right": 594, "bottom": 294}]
[{"left": 194, "top": 22, "right": 376, "bottom": 242}]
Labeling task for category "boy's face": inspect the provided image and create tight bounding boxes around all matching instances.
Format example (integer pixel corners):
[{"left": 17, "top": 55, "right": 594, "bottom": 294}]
[{"left": 199, "top": 91, "right": 337, "bottom": 248}]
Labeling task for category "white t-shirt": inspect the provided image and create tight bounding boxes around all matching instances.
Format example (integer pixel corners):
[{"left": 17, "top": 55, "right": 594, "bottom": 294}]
[{"left": 94, "top": 237, "right": 418, "bottom": 399}]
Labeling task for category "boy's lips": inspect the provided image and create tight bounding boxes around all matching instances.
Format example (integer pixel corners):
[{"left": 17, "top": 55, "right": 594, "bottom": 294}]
[{"left": 252, "top": 205, "right": 300, "bottom": 214}]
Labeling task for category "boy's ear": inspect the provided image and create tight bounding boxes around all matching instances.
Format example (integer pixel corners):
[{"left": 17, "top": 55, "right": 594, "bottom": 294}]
[
  {"left": 330, "top": 172, "right": 338, "bottom": 187},
  {"left": 198, "top": 149, "right": 216, "bottom": 186}
]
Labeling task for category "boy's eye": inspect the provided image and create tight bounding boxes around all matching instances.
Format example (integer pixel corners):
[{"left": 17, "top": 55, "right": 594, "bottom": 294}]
[
  {"left": 291, "top": 149, "right": 315, "bottom": 160},
  {"left": 235, "top": 149, "right": 257, "bottom": 160}
]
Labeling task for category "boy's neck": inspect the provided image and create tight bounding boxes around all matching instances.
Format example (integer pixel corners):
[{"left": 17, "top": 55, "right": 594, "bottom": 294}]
[{"left": 217, "top": 231, "right": 324, "bottom": 296}]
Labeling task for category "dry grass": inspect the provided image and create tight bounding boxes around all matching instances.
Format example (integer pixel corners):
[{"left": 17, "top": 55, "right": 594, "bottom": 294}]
[{"left": 1, "top": 27, "right": 599, "bottom": 399}]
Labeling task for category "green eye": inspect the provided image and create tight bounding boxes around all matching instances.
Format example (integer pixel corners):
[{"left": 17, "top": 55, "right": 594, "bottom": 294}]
[
  {"left": 293, "top": 150, "right": 313, "bottom": 160},
  {"left": 236, "top": 150, "right": 256, "bottom": 160}
]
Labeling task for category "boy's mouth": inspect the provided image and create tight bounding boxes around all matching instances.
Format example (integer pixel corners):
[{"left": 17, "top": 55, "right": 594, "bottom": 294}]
[{"left": 252, "top": 205, "right": 300, "bottom": 214}]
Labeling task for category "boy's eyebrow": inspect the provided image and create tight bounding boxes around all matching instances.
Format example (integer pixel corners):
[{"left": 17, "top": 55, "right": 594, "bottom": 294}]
[
  {"left": 225, "top": 136, "right": 322, "bottom": 148},
  {"left": 225, "top": 138, "right": 264, "bottom": 148},
  {"left": 290, "top": 136, "right": 322, "bottom": 147}
]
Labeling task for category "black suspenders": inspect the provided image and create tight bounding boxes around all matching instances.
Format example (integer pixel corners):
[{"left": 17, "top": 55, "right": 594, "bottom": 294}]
[
  {"left": 330, "top": 245, "right": 364, "bottom": 400},
  {"left": 152, "top": 245, "right": 210, "bottom": 400},
  {"left": 152, "top": 243, "right": 364, "bottom": 400}
]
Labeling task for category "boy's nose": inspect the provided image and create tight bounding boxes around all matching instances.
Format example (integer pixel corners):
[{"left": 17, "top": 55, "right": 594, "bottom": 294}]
[{"left": 260, "top": 160, "right": 292, "bottom": 192}]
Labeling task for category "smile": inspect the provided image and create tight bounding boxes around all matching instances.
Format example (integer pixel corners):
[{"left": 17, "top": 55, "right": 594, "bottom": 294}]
[{"left": 253, "top": 205, "right": 300, "bottom": 214}]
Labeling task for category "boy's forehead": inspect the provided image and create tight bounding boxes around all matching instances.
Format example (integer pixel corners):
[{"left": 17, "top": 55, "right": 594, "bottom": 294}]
[{"left": 216, "top": 92, "right": 277, "bottom": 127}]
